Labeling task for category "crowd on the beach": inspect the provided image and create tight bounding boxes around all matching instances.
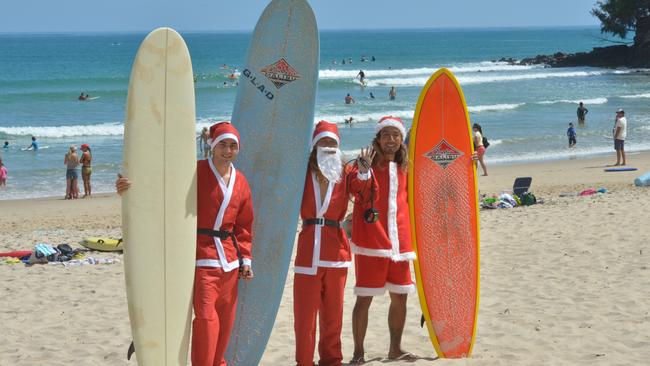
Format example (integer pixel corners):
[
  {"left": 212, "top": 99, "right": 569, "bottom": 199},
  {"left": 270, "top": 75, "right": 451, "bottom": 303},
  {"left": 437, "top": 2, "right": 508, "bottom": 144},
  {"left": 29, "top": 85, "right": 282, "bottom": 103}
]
[{"left": 116, "top": 117, "right": 480, "bottom": 365}]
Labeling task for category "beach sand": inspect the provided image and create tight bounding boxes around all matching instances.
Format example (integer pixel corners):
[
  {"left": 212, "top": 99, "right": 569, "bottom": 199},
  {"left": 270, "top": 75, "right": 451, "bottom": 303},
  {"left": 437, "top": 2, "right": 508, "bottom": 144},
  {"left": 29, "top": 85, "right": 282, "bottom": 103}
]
[{"left": 1, "top": 153, "right": 649, "bottom": 365}]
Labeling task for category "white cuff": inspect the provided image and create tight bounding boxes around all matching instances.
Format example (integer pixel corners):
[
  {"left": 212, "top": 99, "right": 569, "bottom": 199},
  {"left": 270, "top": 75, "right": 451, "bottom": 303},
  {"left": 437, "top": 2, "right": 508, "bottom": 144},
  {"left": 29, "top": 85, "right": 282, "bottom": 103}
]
[{"left": 357, "top": 169, "right": 372, "bottom": 181}]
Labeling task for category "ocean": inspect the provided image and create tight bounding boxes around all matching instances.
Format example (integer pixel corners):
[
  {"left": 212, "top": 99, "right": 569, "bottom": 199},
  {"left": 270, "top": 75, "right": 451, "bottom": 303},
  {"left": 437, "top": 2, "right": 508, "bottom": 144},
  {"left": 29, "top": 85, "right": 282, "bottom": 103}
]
[{"left": 1, "top": 27, "right": 649, "bottom": 200}]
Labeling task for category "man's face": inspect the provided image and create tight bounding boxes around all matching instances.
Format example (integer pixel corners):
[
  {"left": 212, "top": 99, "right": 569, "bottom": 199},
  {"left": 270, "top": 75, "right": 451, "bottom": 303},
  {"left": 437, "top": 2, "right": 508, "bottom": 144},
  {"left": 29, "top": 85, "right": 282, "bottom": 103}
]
[
  {"left": 212, "top": 138, "right": 239, "bottom": 164},
  {"left": 378, "top": 127, "right": 403, "bottom": 154}
]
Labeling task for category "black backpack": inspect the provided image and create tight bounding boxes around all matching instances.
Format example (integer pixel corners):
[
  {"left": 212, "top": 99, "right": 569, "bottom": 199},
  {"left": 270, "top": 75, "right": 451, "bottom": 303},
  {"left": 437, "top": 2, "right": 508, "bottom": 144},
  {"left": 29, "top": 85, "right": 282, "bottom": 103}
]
[{"left": 482, "top": 136, "right": 490, "bottom": 148}]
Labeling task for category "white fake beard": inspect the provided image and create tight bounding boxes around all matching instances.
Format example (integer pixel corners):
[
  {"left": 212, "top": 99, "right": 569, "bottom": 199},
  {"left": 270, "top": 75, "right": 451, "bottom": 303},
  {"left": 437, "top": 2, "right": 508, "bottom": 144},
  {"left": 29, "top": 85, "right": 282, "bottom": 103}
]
[{"left": 316, "top": 146, "right": 343, "bottom": 183}]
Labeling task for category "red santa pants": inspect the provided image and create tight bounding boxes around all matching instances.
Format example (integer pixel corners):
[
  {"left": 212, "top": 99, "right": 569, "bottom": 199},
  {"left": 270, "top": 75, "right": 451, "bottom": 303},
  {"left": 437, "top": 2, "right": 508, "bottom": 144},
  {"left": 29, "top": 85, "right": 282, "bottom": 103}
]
[
  {"left": 354, "top": 255, "right": 414, "bottom": 296},
  {"left": 294, "top": 267, "right": 348, "bottom": 366},
  {"left": 191, "top": 267, "right": 239, "bottom": 366}
]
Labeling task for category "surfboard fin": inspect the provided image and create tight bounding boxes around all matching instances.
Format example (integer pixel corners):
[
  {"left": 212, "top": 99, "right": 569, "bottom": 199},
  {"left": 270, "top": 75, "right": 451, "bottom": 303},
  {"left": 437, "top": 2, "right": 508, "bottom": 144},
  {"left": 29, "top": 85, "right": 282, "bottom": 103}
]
[
  {"left": 127, "top": 341, "right": 135, "bottom": 360},
  {"left": 420, "top": 314, "right": 425, "bottom": 328}
]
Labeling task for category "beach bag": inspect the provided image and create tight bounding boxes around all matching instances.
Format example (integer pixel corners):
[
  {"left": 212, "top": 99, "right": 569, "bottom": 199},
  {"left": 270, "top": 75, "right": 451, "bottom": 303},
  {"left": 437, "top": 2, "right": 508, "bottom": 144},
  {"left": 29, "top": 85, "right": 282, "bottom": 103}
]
[
  {"left": 482, "top": 137, "right": 490, "bottom": 148},
  {"left": 520, "top": 192, "right": 537, "bottom": 206}
]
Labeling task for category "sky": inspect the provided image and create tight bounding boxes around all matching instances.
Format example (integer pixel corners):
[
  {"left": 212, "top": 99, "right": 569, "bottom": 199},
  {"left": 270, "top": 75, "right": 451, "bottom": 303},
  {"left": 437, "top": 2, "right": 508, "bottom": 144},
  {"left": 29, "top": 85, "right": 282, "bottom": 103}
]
[{"left": 1, "top": 0, "right": 601, "bottom": 33}]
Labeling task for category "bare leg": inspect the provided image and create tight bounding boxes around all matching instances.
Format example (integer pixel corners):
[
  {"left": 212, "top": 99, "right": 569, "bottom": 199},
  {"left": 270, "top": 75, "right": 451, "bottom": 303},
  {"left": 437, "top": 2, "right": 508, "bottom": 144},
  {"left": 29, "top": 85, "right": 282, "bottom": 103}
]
[
  {"left": 66, "top": 178, "right": 71, "bottom": 199},
  {"left": 478, "top": 156, "right": 488, "bottom": 176},
  {"left": 387, "top": 293, "right": 409, "bottom": 359},
  {"left": 615, "top": 150, "right": 621, "bottom": 166},
  {"left": 352, "top": 296, "right": 373, "bottom": 361},
  {"left": 621, "top": 149, "right": 625, "bottom": 165}
]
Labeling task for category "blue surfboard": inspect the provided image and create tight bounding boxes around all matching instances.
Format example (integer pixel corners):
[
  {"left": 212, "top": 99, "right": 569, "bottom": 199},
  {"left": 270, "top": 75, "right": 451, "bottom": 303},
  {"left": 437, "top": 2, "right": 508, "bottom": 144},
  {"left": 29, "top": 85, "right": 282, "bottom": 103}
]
[
  {"left": 226, "top": 0, "right": 319, "bottom": 364},
  {"left": 604, "top": 167, "right": 638, "bottom": 172}
]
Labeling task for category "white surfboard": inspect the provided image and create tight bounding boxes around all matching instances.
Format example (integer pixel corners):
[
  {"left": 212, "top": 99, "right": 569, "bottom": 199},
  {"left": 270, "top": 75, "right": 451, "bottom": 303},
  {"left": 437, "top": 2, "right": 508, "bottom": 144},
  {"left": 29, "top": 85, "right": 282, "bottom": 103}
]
[
  {"left": 226, "top": 0, "right": 319, "bottom": 364},
  {"left": 122, "top": 27, "right": 197, "bottom": 366}
]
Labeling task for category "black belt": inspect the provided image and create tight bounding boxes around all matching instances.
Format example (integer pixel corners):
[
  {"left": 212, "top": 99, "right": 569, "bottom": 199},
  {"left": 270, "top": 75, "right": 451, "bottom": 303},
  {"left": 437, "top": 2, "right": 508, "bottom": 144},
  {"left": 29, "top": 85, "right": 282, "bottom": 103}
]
[
  {"left": 197, "top": 228, "right": 244, "bottom": 271},
  {"left": 302, "top": 218, "right": 341, "bottom": 228}
]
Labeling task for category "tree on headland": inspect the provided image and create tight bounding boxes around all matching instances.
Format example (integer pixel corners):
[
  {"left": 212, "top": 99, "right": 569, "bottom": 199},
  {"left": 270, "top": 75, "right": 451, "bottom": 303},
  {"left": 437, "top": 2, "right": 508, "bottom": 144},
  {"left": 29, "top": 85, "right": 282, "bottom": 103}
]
[{"left": 591, "top": 0, "right": 650, "bottom": 51}]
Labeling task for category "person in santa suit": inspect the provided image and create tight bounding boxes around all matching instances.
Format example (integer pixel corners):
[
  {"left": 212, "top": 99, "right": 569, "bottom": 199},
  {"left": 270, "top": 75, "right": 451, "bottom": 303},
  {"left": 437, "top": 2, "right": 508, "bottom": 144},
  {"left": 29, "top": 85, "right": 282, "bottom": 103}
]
[
  {"left": 116, "top": 121, "right": 254, "bottom": 366},
  {"left": 349, "top": 116, "right": 417, "bottom": 363},
  {"left": 293, "top": 120, "right": 373, "bottom": 366}
]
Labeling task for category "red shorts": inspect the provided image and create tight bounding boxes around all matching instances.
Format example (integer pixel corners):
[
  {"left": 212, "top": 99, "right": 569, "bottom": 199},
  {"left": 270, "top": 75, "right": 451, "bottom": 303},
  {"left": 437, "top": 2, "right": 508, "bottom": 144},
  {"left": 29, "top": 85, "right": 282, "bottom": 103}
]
[{"left": 354, "top": 255, "right": 415, "bottom": 296}]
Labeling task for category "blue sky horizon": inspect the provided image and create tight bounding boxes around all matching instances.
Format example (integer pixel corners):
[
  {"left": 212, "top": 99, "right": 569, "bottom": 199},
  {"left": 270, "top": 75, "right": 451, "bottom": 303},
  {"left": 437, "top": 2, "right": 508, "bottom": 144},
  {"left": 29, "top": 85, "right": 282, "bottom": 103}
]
[{"left": 1, "top": 0, "right": 602, "bottom": 33}]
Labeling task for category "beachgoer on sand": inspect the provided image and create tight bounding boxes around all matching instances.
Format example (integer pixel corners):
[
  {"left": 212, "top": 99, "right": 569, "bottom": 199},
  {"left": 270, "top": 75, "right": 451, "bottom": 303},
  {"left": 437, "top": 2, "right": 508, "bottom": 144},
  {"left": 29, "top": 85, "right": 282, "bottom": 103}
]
[
  {"left": 198, "top": 127, "right": 211, "bottom": 159},
  {"left": 473, "top": 123, "right": 488, "bottom": 176},
  {"left": 613, "top": 108, "right": 627, "bottom": 166},
  {"left": 116, "top": 121, "right": 254, "bottom": 366},
  {"left": 80, "top": 144, "right": 92, "bottom": 197},
  {"left": 350, "top": 116, "right": 418, "bottom": 363},
  {"left": 293, "top": 121, "right": 374, "bottom": 366},
  {"left": 64, "top": 145, "right": 80, "bottom": 199},
  {"left": 0, "top": 158, "right": 7, "bottom": 187}
]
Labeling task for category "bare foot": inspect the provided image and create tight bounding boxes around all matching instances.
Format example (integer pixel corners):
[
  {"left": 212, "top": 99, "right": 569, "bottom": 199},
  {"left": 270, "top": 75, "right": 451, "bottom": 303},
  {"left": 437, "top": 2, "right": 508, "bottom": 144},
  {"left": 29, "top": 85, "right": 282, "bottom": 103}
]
[
  {"left": 350, "top": 355, "right": 365, "bottom": 364},
  {"left": 387, "top": 351, "right": 418, "bottom": 361}
]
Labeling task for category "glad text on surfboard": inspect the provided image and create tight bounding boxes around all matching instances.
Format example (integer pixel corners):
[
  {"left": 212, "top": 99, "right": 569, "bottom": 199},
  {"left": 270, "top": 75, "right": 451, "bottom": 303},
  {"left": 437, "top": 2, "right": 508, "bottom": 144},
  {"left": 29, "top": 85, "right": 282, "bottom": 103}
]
[{"left": 242, "top": 69, "right": 274, "bottom": 100}]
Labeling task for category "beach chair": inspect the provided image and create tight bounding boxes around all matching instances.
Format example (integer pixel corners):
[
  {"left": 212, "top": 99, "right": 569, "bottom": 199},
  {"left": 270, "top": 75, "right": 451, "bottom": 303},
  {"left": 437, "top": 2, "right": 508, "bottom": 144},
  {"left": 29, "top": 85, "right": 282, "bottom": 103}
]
[{"left": 513, "top": 177, "right": 532, "bottom": 197}]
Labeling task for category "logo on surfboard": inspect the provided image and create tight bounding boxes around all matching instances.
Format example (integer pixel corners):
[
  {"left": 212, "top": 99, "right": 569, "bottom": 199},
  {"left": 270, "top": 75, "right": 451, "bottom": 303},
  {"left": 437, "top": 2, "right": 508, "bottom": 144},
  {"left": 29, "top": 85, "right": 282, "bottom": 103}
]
[
  {"left": 424, "top": 140, "right": 464, "bottom": 169},
  {"left": 261, "top": 58, "right": 301, "bottom": 89}
]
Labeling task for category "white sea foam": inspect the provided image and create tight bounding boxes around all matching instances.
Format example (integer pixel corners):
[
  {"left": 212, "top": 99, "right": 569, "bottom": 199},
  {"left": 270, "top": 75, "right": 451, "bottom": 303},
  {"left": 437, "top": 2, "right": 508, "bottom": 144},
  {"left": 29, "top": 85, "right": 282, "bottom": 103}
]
[
  {"left": 621, "top": 93, "right": 650, "bottom": 99},
  {"left": 315, "top": 110, "right": 414, "bottom": 124},
  {"left": 537, "top": 97, "right": 608, "bottom": 105},
  {"left": 364, "top": 70, "right": 611, "bottom": 87},
  {"left": 318, "top": 62, "right": 538, "bottom": 80},
  {"left": 468, "top": 104, "right": 523, "bottom": 113},
  {"left": 0, "top": 122, "right": 125, "bottom": 138}
]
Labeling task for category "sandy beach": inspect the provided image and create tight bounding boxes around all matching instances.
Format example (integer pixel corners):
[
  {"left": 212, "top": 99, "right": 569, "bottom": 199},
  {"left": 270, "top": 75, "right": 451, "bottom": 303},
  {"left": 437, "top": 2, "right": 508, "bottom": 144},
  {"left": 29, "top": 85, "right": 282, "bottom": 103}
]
[{"left": 1, "top": 152, "right": 650, "bottom": 365}]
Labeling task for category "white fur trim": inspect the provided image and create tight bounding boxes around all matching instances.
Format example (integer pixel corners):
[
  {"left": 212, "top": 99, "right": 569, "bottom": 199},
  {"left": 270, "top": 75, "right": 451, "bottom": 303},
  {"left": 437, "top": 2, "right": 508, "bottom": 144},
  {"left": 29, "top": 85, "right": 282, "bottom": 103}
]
[
  {"left": 207, "top": 160, "right": 240, "bottom": 272},
  {"left": 311, "top": 131, "right": 340, "bottom": 149},
  {"left": 294, "top": 266, "right": 317, "bottom": 275},
  {"left": 387, "top": 162, "right": 400, "bottom": 258},
  {"left": 210, "top": 132, "right": 239, "bottom": 149},
  {"left": 318, "top": 260, "right": 351, "bottom": 268},
  {"left": 357, "top": 169, "right": 371, "bottom": 181},
  {"left": 386, "top": 282, "right": 416, "bottom": 294},
  {"left": 351, "top": 243, "right": 393, "bottom": 258},
  {"left": 195, "top": 258, "right": 241, "bottom": 268},
  {"left": 391, "top": 251, "right": 416, "bottom": 262},
  {"left": 354, "top": 286, "right": 386, "bottom": 296},
  {"left": 376, "top": 118, "right": 406, "bottom": 137}
]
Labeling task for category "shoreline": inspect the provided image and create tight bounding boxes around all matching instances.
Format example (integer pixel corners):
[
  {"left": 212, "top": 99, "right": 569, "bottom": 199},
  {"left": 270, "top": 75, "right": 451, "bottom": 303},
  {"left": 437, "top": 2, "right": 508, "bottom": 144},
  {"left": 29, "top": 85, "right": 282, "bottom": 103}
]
[{"left": 1, "top": 151, "right": 649, "bottom": 202}]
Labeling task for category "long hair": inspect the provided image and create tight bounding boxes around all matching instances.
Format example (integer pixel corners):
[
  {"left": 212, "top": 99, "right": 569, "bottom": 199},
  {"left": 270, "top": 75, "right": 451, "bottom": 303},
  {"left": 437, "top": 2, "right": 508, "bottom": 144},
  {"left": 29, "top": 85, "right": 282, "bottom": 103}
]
[
  {"left": 473, "top": 123, "right": 483, "bottom": 134},
  {"left": 371, "top": 132, "right": 408, "bottom": 171}
]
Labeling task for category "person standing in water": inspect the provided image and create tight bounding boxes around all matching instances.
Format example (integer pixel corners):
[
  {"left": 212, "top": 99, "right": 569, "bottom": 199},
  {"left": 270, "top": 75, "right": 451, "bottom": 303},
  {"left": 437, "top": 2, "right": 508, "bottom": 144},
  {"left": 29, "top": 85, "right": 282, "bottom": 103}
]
[
  {"left": 577, "top": 102, "right": 588, "bottom": 126},
  {"left": 0, "top": 158, "right": 7, "bottom": 187},
  {"left": 79, "top": 144, "right": 93, "bottom": 197},
  {"left": 198, "top": 127, "right": 211, "bottom": 159},
  {"left": 26, "top": 136, "right": 39, "bottom": 151},
  {"left": 567, "top": 123, "right": 577, "bottom": 148},
  {"left": 389, "top": 87, "right": 397, "bottom": 101}
]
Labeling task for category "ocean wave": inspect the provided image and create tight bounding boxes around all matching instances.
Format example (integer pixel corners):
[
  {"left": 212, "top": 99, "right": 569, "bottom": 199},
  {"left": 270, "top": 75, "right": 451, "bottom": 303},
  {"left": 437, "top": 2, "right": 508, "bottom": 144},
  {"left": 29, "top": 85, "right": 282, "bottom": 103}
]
[
  {"left": 316, "top": 111, "right": 414, "bottom": 124},
  {"left": 468, "top": 104, "right": 523, "bottom": 113},
  {"left": 621, "top": 93, "right": 650, "bottom": 99},
  {"left": 318, "top": 62, "right": 538, "bottom": 80},
  {"left": 364, "top": 70, "right": 610, "bottom": 87},
  {"left": 537, "top": 97, "right": 608, "bottom": 105},
  {"left": 0, "top": 122, "right": 125, "bottom": 138}
]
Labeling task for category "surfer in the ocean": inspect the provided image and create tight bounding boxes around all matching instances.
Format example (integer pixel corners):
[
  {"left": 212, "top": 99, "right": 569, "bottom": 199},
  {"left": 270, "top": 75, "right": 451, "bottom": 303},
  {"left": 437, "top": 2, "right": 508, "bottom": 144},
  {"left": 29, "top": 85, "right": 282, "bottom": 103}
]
[
  {"left": 116, "top": 121, "right": 255, "bottom": 366},
  {"left": 293, "top": 121, "right": 374, "bottom": 366},
  {"left": 350, "top": 116, "right": 418, "bottom": 363}
]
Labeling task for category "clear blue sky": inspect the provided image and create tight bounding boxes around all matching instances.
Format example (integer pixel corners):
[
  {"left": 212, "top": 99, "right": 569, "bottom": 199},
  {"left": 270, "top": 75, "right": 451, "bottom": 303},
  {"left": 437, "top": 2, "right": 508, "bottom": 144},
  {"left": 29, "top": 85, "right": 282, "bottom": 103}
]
[{"left": 1, "top": 0, "right": 601, "bottom": 33}]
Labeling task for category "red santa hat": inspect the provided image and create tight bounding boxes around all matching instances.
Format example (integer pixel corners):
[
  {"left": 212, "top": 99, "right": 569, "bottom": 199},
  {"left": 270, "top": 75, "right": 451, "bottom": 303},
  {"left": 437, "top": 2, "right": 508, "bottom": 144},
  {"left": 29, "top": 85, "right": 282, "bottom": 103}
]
[
  {"left": 311, "top": 120, "right": 340, "bottom": 149},
  {"left": 375, "top": 115, "right": 406, "bottom": 137},
  {"left": 209, "top": 121, "right": 240, "bottom": 149}
]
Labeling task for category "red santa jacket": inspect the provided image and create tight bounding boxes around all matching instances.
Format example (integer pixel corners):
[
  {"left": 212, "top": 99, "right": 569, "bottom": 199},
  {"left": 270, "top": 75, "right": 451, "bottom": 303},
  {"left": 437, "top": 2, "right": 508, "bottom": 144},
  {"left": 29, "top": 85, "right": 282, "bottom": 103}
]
[
  {"left": 294, "top": 166, "right": 371, "bottom": 275},
  {"left": 351, "top": 161, "right": 415, "bottom": 261},
  {"left": 195, "top": 159, "right": 254, "bottom": 272}
]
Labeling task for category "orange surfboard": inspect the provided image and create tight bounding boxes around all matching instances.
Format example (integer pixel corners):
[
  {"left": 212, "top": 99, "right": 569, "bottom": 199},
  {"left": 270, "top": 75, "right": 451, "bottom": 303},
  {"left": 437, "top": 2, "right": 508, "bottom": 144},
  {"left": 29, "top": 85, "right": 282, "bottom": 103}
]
[{"left": 408, "top": 68, "right": 480, "bottom": 358}]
